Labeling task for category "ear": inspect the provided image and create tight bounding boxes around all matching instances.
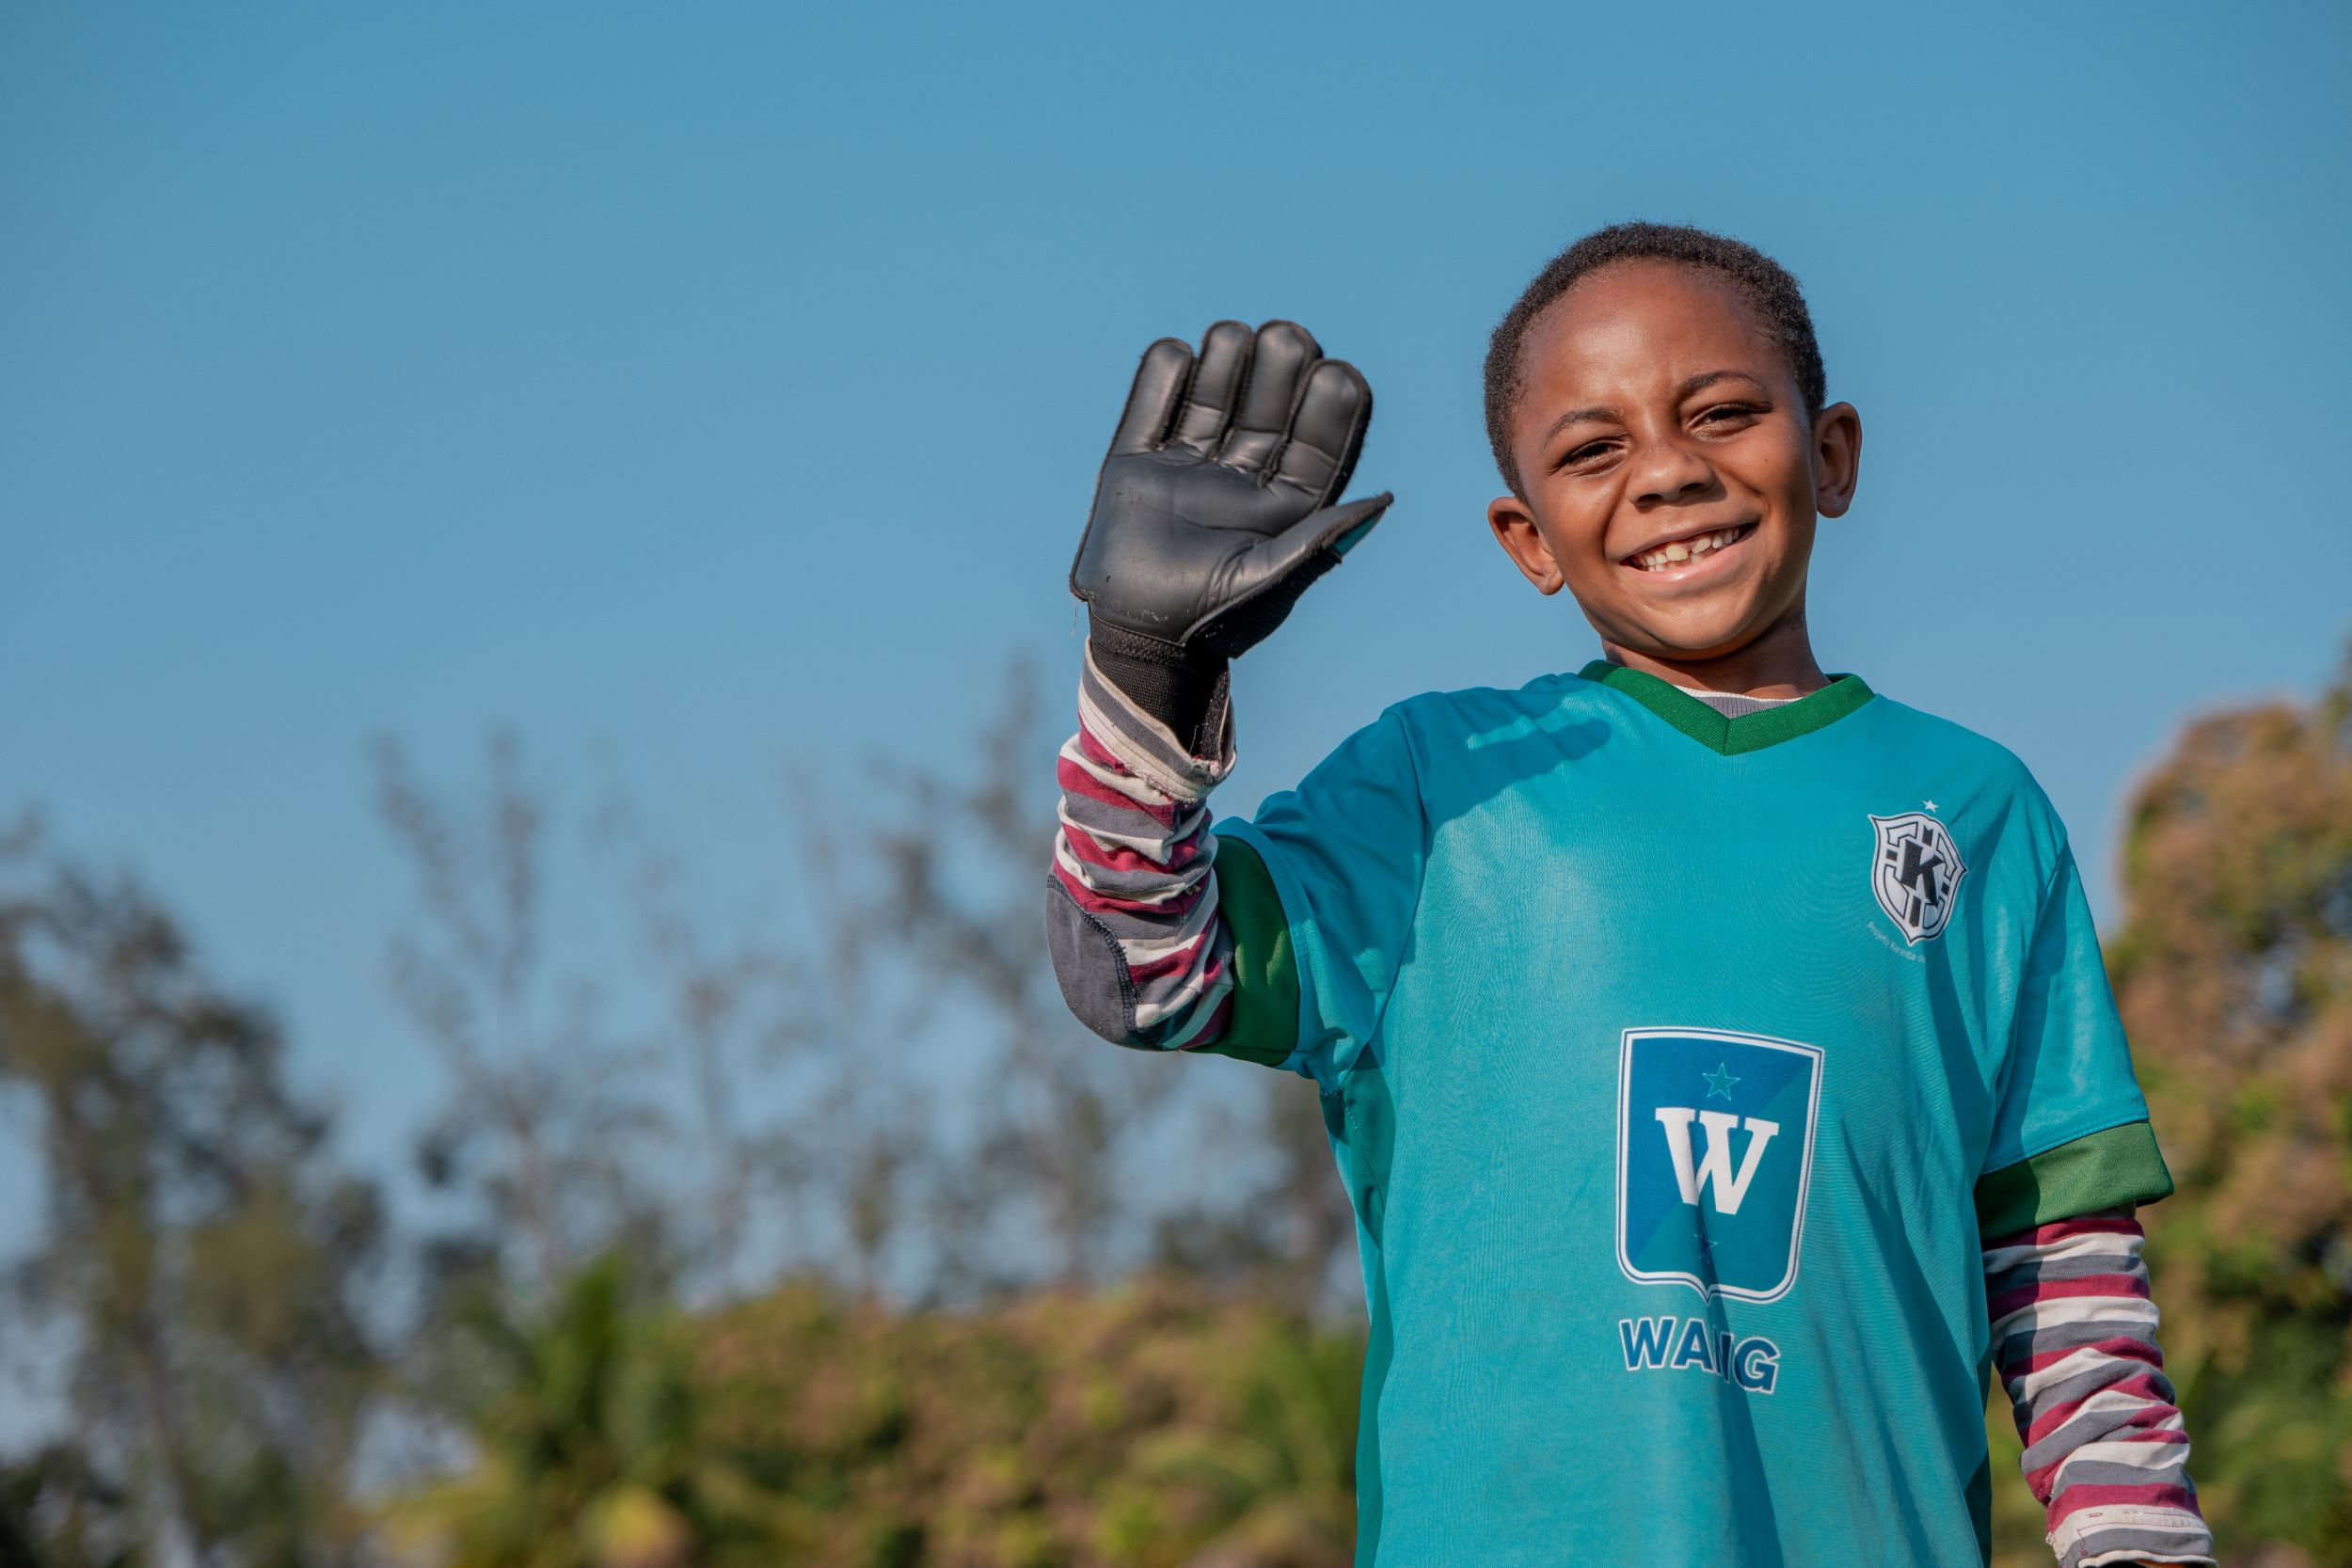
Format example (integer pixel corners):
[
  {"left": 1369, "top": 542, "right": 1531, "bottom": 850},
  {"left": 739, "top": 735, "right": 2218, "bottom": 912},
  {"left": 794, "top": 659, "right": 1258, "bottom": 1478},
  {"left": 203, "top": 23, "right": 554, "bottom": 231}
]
[
  {"left": 1811, "top": 402, "right": 1863, "bottom": 518},
  {"left": 1487, "top": 493, "right": 1565, "bottom": 594}
]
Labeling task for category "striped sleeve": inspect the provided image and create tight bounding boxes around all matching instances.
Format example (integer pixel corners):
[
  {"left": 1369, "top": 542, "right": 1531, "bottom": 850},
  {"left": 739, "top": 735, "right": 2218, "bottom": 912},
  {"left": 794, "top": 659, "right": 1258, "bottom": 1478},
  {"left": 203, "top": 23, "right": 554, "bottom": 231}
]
[
  {"left": 1984, "top": 1208, "right": 2214, "bottom": 1568},
  {"left": 1043, "top": 646, "right": 1238, "bottom": 1053}
]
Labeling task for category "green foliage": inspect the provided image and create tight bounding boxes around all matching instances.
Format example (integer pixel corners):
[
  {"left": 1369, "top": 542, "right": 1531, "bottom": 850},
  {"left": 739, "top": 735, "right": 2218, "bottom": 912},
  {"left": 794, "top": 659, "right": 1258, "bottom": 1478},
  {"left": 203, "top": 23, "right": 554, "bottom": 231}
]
[
  {"left": 385, "top": 1258, "right": 785, "bottom": 1568},
  {"left": 2103, "top": 648, "right": 2352, "bottom": 1563},
  {"left": 389, "top": 1275, "right": 1359, "bottom": 1568}
]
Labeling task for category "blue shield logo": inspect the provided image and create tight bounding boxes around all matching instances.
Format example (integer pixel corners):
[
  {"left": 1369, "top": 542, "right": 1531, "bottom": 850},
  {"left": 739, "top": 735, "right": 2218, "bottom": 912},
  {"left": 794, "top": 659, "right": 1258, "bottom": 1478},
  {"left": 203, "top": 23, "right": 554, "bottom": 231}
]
[{"left": 1616, "top": 1027, "right": 1824, "bottom": 1303}]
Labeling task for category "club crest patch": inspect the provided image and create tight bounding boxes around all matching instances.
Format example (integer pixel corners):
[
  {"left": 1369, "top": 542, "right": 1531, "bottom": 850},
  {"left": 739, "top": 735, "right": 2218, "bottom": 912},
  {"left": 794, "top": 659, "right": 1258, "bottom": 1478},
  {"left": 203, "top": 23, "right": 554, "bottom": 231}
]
[
  {"left": 1870, "top": 812, "right": 1965, "bottom": 942},
  {"left": 1615, "top": 1027, "right": 1824, "bottom": 1304}
]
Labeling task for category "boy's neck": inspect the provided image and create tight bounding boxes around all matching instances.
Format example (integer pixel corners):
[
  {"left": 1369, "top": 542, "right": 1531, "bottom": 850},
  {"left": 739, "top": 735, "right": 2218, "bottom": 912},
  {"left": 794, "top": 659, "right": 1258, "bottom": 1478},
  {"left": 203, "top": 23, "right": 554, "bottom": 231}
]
[{"left": 1598, "top": 618, "right": 1827, "bottom": 701}]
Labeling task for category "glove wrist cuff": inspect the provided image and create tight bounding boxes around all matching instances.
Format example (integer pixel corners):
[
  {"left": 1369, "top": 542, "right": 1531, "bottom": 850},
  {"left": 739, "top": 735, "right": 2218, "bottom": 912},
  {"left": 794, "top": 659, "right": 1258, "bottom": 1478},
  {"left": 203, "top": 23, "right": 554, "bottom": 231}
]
[{"left": 1087, "top": 620, "right": 1230, "bottom": 759}]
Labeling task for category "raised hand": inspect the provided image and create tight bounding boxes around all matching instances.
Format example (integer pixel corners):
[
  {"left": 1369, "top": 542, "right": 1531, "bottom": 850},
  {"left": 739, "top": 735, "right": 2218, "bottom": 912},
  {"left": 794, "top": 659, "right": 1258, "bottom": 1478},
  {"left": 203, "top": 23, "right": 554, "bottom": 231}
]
[{"left": 1070, "top": 320, "right": 1391, "bottom": 663}]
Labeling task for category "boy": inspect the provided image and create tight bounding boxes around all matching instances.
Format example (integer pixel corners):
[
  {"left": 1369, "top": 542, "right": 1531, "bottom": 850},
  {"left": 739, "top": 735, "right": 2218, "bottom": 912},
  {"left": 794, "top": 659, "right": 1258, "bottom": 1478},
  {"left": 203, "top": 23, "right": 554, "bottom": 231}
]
[{"left": 1046, "top": 223, "right": 2213, "bottom": 1567}]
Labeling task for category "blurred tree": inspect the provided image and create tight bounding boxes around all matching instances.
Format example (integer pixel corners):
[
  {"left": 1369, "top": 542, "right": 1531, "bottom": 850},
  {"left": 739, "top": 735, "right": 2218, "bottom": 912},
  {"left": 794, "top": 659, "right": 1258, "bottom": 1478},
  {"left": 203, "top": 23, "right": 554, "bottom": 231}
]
[
  {"left": 373, "top": 664, "right": 1360, "bottom": 1313},
  {"left": 585, "top": 763, "right": 834, "bottom": 1302},
  {"left": 763, "top": 760, "right": 928, "bottom": 1302},
  {"left": 872, "top": 661, "right": 1149, "bottom": 1293},
  {"left": 0, "top": 816, "right": 386, "bottom": 1566},
  {"left": 374, "top": 732, "right": 675, "bottom": 1298},
  {"left": 0, "top": 1443, "right": 143, "bottom": 1568},
  {"left": 375, "top": 729, "right": 909, "bottom": 1308},
  {"left": 2107, "top": 647, "right": 2352, "bottom": 1561},
  {"left": 869, "top": 661, "right": 1357, "bottom": 1306}
]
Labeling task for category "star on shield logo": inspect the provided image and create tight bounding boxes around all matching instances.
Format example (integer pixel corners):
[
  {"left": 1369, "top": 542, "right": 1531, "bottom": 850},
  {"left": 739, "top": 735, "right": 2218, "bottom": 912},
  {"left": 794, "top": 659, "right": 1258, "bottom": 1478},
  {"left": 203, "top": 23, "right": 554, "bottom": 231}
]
[
  {"left": 1870, "top": 812, "right": 1965, "bottom": 943},
  {"left": 1616, "top": 1027, "right": 1825, "bottom": 1304}
]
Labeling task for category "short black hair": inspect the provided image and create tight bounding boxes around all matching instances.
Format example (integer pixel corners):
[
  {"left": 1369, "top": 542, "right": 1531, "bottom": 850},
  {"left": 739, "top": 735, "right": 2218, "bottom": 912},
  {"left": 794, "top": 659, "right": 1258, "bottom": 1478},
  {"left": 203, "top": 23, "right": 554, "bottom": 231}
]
[{"left": 1483, "top": 222, "right": 1826, "bottom": 497}]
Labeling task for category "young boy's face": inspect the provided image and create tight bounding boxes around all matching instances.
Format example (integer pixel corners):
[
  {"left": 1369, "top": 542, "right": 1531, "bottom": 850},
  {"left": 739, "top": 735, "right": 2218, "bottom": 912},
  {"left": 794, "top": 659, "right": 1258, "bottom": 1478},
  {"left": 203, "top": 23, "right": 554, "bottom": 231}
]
[{"left": 1486, "top": 261, "right": 1861, "bottom": 673}]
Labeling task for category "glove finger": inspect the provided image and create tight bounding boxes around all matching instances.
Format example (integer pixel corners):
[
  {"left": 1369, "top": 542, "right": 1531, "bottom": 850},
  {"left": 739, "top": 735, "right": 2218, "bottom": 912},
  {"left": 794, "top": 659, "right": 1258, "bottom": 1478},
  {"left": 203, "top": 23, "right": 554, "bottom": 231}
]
[
  {"left": 1109, "top": 338, "right": 1195, "bottom": 455},
  {"left": 1272, "top": 358, "right": 1373, "bottom": 504},
  {"left": 1167, "top": 321, "right": 1253, "bottom": 457},
  {"left": 1218, "top": 320, "right": 1322, "bottom": 478}
]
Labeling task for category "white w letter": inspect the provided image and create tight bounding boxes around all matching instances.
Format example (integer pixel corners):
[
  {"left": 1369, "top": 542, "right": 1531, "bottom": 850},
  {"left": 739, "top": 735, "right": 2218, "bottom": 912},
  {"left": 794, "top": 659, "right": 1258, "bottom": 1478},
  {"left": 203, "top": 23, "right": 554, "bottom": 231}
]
[{"left": 1653, "top": 1108, "right": 1781, "bottom": 1215}]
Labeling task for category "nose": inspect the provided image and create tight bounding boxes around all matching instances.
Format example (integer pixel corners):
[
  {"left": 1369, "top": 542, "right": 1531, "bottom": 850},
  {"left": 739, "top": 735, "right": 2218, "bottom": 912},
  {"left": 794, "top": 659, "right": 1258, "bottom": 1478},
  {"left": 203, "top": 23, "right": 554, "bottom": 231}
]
[{"left": 1628, "top": 432, "right": 1716, "bottom": 507}]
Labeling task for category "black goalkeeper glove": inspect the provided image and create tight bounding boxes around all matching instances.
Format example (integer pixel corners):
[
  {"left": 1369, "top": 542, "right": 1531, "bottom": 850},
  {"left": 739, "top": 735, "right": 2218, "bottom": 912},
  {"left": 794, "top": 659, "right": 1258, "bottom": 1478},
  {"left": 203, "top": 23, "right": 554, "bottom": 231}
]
[{"left": 1070, "top": 320, "right": 1391, "bottom": 748}]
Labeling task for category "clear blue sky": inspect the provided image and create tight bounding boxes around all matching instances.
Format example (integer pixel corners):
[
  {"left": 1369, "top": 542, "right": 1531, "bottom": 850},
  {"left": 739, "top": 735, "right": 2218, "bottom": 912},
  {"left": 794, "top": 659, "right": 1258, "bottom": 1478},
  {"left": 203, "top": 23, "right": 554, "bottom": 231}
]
[{"left": 4, "top": 3, "right": 2349, "bottom": 1193}]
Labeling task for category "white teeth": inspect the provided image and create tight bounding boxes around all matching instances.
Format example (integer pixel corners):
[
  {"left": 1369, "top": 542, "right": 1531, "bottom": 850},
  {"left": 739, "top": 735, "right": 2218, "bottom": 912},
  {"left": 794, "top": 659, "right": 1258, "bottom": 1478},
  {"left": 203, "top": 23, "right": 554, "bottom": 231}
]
[{"left": 1632, "top": 525, "right": 1747, "bottom": 571}]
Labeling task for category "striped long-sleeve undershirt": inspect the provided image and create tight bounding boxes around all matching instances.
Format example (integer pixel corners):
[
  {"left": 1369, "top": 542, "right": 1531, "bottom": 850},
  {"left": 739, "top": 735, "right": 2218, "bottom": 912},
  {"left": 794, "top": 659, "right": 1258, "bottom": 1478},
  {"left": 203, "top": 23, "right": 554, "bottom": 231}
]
[
  {"left": 1046, "top": 646, "right": 1238, "bottom": 1052},
  {"left": 1985, "top": 1208, "right": 2214, "bottom": 1567}
]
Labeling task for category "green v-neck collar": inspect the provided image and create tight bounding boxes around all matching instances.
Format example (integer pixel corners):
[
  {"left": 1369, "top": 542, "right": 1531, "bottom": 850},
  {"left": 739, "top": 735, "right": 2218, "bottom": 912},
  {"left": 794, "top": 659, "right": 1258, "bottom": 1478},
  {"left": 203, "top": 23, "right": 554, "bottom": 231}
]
[{"left": 1577, "top": 659, "right": 1875, "bottom": 756}]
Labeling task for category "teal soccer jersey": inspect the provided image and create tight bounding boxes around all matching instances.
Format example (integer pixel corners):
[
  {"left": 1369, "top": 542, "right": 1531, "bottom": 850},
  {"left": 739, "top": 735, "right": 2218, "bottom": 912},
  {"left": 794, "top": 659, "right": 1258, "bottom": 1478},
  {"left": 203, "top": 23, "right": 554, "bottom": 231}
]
[{"left": 1207, "top": 664, "right": 2173, "bottom": 1567}]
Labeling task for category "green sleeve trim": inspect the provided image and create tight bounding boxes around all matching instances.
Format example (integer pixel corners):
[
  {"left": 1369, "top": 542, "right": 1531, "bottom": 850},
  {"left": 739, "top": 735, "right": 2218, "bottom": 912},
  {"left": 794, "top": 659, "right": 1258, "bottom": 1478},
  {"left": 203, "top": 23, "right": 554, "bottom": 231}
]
[
  {"left": 1199, "top": 835, "right": 1300, "bottom": 1069},
  {"left": 1975, "top": 1120, "right": 2175, "bottom": 1237}
]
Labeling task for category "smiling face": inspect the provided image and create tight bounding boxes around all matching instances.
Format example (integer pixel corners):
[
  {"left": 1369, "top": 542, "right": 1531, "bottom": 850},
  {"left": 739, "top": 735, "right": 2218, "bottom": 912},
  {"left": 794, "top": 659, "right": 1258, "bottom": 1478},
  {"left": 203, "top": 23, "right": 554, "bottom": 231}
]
[{"left": 1486, "top": 260, "right": 1861, "bottom": 689}]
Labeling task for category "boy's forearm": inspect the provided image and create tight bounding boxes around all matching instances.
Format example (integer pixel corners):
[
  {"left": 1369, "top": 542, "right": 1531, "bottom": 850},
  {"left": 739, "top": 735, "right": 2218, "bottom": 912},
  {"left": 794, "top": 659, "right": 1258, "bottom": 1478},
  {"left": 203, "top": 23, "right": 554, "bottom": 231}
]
[
  {"left": 1983, "top": 1209, "right": 2214, "bottom": 1568},
  {"left": 1044, "top": 646, "right": 1238, "bottom": 1052}
]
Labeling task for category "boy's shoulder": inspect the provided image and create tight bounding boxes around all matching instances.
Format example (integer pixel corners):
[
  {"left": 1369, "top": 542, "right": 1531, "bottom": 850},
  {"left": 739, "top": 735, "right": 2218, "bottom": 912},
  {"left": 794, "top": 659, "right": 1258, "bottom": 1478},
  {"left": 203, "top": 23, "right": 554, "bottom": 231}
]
[
  {"left": 1351, "top": 671, "right": 1617, "bottom": 768},
  {"left": 1370, "top": 673, "right": 2066, "bottom": 824},
  {"left": 1375, "top": 668, "right": 1611, "bottom": 734},
  {"left": 1852, "top": 689, "right": 2059, "bottom": 812}
]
